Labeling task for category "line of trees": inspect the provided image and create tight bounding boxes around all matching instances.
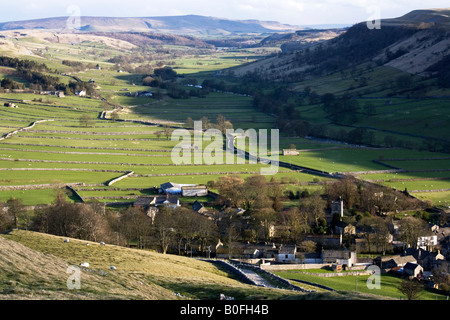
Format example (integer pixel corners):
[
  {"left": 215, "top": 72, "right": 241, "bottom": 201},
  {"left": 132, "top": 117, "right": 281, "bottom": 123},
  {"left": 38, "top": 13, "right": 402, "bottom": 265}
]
[
  {"left": 0, "top": 191, "right": 218, "bottom": 256},
  {"left": 0, "top": 173, "right": 443, "bottom": 257}
]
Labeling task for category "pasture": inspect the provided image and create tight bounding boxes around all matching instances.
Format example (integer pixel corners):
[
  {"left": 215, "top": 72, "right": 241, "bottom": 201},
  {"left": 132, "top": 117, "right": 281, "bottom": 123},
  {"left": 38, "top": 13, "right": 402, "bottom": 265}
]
[{"left": 273, "top": 270, "right": 447, "bottom": 300}]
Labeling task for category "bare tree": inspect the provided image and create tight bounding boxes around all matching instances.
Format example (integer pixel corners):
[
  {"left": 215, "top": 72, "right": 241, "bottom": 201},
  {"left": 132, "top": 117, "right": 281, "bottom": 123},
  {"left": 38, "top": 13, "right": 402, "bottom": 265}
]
[
  {"left": 6, "top": 197, "right": 26, "bottom": 230},
  {"left": 432, "top": 261, "right": 450, "bottom": 295},
  {"left": 299, "top": 192, "right": 327, "bottom": 232},
  {"left": 397, "top": 216, "right": 429, "bottom": 249},
  {"left": 153, "top": 207, "right": 176, "bottom": 254},
  {"left": 79, "top": 114, "right": 94, "bottom": 128},
  {"left": 155, "top": 131, "right": 163, "bottom": 140},
  {"left": 398, "top": 279, "right": 423, "bottom": 300}
]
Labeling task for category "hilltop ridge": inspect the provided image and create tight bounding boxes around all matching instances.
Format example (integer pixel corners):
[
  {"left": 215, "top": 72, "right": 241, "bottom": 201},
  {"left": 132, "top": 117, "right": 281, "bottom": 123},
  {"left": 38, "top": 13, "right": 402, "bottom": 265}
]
[{"left": 0, "top": 15, "right": 301, "bottom": 36}]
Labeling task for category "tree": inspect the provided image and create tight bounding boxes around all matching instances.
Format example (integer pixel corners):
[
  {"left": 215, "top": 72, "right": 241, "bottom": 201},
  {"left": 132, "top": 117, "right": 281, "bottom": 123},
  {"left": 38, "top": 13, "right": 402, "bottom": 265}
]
[
  {"left": 153, "top": 207, "right": 176, "bottom": 254},
  {"left": 432, "top": 261, "right": 450, "bottom": 295},
  {"left": 0, "top": 200, "right": 13, "bottom": 232},
  {"left": 357, "top": 216, "right": 391, "bottom": 254},
  {"left": 31, "top": 193, "right": 112, "bottom": 243},
  {"left": 6, "top": 197, "right": 26, "bottom": 229},
  {"left": 278, "top": 207, "right": 311, "bottom": 243},
  {"left": 397, "top": 216, "right": 429, "bottom": 249},
  {"left": 215, "top": 175, "right": 246, "bottom": 208},
  {"left": 215, "top": 114, "right": 233, "bottom": 134},
  {"left": 298, "top": 240, "right": 317, "bottom": 253},
  {"left": 200, "top": 116, "right": 210, "bottom": 130},
  {"left": 110, "top": 111, "right": 120, "bottom": 122},
  {"left": 242, "top": 175, "right": 272, "bottom": 211},
  {"left": 196, "top": 215, "right": 218, "bottom": 255},
  {"left": 120, "top": 206, "right": 152, "bottom": 249},
  {"left": 185, "top": 117, "right": 194, "bottom": 129},
  {"left": 324, "top": 177, "right": 359, "bottom": 210},
  {"left": 299, "top": 192, "right": 327, "bottom": 232},
  {"left": 163, "top": 126, "right": 173, "bottom": 140},
  {"left": 398, "top": 279, "right": 423, "bottom": 300},
  {"left": 155, "top": 131, "right": 163, "bottom": 140},
  {"left": 251, "top": 208, "right": 277, "bottom": 242},
  {"left": 79, "top": 114, "right": 94, "bottom": 128}
]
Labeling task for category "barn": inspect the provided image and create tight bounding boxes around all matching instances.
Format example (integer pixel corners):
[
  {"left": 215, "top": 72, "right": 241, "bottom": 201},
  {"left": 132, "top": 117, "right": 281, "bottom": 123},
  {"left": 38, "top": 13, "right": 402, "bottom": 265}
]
[{"left": 182, "top": 185, "right": 208, "bottom": 197}]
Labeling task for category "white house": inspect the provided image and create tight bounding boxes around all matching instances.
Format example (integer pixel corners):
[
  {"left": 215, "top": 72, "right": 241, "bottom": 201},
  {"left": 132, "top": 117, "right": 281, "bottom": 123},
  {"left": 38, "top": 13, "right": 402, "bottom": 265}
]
[
  {"left": 276, "top": 246, "right": 297, "bottom": 263},
  {"left": 417, "top": 235, "right": 438, "bottom": 250}
]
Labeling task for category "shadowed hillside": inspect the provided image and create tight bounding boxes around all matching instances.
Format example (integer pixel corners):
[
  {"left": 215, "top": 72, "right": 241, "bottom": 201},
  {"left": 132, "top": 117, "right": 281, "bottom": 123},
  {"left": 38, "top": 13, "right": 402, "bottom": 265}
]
[{"left": 231, "top": 9, "right": 450, "bottom": 80}]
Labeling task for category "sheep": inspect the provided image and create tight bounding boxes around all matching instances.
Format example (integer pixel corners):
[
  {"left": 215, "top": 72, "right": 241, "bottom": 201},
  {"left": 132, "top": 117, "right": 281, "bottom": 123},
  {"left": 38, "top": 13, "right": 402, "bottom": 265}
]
[
  {"left": 99, "top": 241, "right": 106, "bottom": 246},
  {"left": 110, "top": 265, "right": 117, "bottom": 270},
  {"left": 64, "top": 239, "right": 69, "bottom": 243},
  {"left": 80, "top": 262, "right": 89, "bottom": 268}
]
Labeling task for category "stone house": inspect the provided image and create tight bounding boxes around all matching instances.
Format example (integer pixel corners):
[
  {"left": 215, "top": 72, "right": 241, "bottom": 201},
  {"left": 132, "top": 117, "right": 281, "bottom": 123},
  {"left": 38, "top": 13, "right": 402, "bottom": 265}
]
[{"left": 403, "top": 262, "right": 423, "bottom": 278}]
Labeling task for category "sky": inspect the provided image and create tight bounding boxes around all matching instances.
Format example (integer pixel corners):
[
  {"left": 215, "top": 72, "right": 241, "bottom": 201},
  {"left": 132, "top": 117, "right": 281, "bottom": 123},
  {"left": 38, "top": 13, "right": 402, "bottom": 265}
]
[{"left": 1, "top": 0, "right": 449, "bottom": 26}]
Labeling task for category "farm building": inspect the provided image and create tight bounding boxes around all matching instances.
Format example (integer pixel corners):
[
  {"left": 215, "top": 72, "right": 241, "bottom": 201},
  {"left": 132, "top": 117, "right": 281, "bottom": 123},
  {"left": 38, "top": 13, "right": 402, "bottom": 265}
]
[
  {"left": 134, "top": 195, "right": 180, "bottom": 210},
  {"left": 282, "top": 149, "right": 299, "bottom": 156},
  {"left": 322, "top": 248, "right": 356, "bottom": 267},
  {"left": 182, "top": 185, "right": 208, "bottom": 197},
  {"left": 334, "top": 221, "right": 355, "bottom": 235},
  {"left": 192, "top": 200, "right": 208, "bottom": 214},
  {"left": 39, "top": 91, "right": 65, "bottom": 97},
  {"left": 403, "top": 262, "right": 423, "bottom": 278},
  {"left": 160, "top": 182, "right": 196, "bottom": 195},
  {"left": 374, "top": 254, "right": 416, "bottom": 269},
  {"left": 3, "top": 103, "right": 17, "bottom": 108}
]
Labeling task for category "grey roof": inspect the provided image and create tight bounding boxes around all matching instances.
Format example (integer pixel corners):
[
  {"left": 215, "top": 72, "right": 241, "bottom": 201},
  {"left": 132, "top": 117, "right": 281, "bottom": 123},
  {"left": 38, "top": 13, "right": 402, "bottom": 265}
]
[
  {"left": 404, "top": 262, "right": 422, "bottom": 271},
  {"left": 155, "top": 196, "right": 179, "bottom": 206},
  {"left": 134, "top": 196, "right": 155, "bottom": 207},
  {"left": 322, "top": 249, "right": 352, "bottom": 259},
  {"left": 192, "top": 200, "right": 204, "bottom": 212},
  {"left": 278, "top": 246, "right": 296, "bottom": 254},
  {"left": 161, "top": 182, "right": 179, "bottom": 190},
  {"left": 182, "top": 185, "right": 207, "bottom": 190}
]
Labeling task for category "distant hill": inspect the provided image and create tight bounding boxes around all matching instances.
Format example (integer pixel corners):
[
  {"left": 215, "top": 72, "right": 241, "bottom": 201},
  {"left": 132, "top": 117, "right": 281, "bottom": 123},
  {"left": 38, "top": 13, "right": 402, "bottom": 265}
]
[
  {"left": 0, "top": 15, "right": 301, "bottom": 36},
  {"left": 260, "top": 28, "right": 347, "bottom": 52},
  {"left": 231, "top": 8, "right": 450, "bottom": 80}
]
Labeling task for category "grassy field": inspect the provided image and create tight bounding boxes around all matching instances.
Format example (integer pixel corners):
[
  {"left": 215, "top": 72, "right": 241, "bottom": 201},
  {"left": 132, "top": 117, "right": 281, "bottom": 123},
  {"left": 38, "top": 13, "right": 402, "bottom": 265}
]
[
  {"left": 273, "top": 270, "right": 447, "bottom": 300},
  {"left": 0, "top": 30, "right": 449, "bottom": 208}
]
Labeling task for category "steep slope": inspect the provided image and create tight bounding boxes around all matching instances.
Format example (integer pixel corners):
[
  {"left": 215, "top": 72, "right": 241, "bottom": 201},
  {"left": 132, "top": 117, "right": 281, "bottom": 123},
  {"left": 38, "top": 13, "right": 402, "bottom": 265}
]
[
  {"left": 231, "top": 8, "right": 450, "bottom": 80},
  {"left": 0, "top": 15, "right": 300, "bottom": 36},
  {"left": 0, "top": 231, "right": 182, "bottom": 299},
  {"left": 0, "top": 230, "right": 301, "bottom": 300}
]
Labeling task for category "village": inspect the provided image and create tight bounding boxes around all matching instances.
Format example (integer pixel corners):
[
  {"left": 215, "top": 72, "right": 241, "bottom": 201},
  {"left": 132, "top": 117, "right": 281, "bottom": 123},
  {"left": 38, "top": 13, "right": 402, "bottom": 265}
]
[{"left": 127, "top": 180, "right": 450, "bottom": 293}]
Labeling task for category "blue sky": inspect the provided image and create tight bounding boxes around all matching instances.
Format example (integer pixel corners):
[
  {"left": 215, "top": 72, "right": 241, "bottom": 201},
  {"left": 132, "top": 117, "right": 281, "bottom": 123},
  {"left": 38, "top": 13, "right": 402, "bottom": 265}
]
[{"left": 1, "top": 0, "right": 449, "bottom": 26}]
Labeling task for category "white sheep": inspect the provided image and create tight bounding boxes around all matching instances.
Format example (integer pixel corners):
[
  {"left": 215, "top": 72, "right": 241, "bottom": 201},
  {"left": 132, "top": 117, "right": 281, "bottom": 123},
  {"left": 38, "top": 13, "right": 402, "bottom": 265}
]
[
  {"left": 64, "top": 239, "right": 69, "bottom": 243},
  {"left": 80, "top": 262, "right": 89, "bottom": 268}
]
